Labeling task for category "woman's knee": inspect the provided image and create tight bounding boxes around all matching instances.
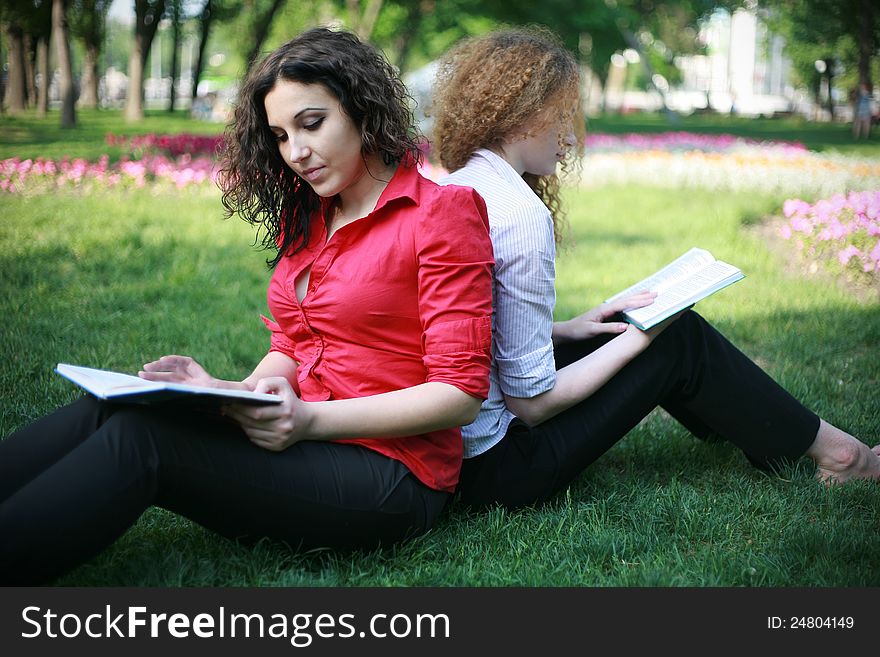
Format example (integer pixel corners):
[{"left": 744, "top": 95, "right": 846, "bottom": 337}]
[{"left": 95, "top": 407, "right": 166, "bottom": 473}]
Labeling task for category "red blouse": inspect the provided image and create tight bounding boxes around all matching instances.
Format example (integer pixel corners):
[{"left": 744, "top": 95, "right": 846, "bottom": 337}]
[{"left": 261, "top": 162, "right": 494, "bottom": 492}]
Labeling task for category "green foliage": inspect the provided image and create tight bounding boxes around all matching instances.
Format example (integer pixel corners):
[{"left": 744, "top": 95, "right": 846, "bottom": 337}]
[
  {"left": 767, "top": 0, "right": 880, "bottom": 93},
  {"left": 68, "top": 0, "right": 113, "bottom": 46}
]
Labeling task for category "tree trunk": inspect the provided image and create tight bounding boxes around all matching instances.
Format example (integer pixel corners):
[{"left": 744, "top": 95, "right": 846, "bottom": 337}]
[
  {"left": 191, "top": 0, "right": 213, "bottom": 100},
  {"left": 125, "top": 0, "right": 166, "bottom": 122},
  {"left": 824, "top": 60, "right": 835, "bottom": 120},
  {"left": 3, "top": 23, "right": 27, "bottom": 113},
  {"left": 24, "top": 33, "right": 37, "bottom": 107},
  {"left": 0, "top": 29, "right": 4, "bottom": 114},
  {"left": 79, "top": 43, "right": 100, "bottom": 108},
  {"left": 346, "top": 0, "right": 384, "bottom": 41},
  {"left": 857, "top": 0, "right": 874, "bottom": 88},
  {"left": 393, "top": 0, "right": 430, "bottom": 73},
  {"left": 168, "top": 1, "right": 181, "bottom": 112},
  {"left": 36, "top": 36, "right": 50, "bottom": 116},
  {"left": 126, "top": 41, "right": 146, "bottom": 121},
  {"left": 53, "top": 0, "right": 77, "bottom": 127},
  {"left": 244, "top": 0, "right": 287, "bottom": 70},
  {"left": 618, "top": 22, "right": 679, "bottom": 125}
]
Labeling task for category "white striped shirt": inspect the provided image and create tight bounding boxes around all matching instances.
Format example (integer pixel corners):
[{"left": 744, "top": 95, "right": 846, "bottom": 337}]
[{"left": 440, "top": 149, "right": 558, "bottom": 457}]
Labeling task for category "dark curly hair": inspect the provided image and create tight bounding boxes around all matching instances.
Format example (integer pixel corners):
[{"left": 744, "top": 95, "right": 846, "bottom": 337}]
[
  {"left": 218, "top": 27, "right": 423, "bottom": 268},
  {"left": 430, "top": 28, "right": 583, "bottom": 245}
]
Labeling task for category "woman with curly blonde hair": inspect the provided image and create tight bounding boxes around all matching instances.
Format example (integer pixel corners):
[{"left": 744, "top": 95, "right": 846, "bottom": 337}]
[
  {"left": 432, "top": 28, "right": 582, "bottom": 242},
  {"left": 0, "top": 28, "right": 494, "bottom": 584},
  {"left": 432, "top": 28, "right": 880, "bottom": 511}
]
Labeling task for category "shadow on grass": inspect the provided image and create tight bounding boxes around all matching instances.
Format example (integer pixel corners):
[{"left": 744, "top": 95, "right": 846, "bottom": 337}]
[{"left": 30, "top": 303, "right": 880, "bottom": 586}]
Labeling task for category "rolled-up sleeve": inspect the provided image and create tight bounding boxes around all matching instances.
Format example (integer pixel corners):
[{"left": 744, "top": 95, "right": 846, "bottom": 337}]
[
  {"left": 492, "top": 207, "right": 557, "bottom": 397},
  {"left": 416, "top": 186, "right": 494, "bottom": 399}
]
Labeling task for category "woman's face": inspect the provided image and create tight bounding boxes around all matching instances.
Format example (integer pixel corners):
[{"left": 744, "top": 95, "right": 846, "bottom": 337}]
[
  {"left": 513, "top": 114, "right": 576, "bottom": 177},
  {"left": 264, "top": 80, "right": 366, "bottom": 198}
]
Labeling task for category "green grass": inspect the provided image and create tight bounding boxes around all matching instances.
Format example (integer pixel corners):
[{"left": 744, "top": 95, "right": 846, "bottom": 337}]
[
  {"left": 0, "top": 109, "right": 224, "bottom": 161},
  {"left": 1, "top": 111, "right": 878, "bottom": 585},
  {"left": 2, "top": 182, "right": 878, "bottom": 586}
]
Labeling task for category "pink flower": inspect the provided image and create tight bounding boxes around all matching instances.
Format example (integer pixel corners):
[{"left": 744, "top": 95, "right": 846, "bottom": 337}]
[
  {"left": 790, "top": 216, "right": 813, "bottom": 234},
  {"left": 837, "top": 245, "right": 860, "bottom": 265},
  {"left": 783, "top": 198, "right": 809, "bottom": 218}
]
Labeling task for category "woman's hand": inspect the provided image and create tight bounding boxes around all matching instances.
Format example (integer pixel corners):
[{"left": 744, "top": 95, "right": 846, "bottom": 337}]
[
  {"left": 222, "top": 377, "right": 312, "bottom": 452},
  {"left": 554, "top": 291, "right": 657, "bottom": 343},
  {"left": 139, "top": 355, "right": 218, "bottom": 387}
]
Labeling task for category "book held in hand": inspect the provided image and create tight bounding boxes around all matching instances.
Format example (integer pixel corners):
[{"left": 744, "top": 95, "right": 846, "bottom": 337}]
[
  {"left": 605, "top": 247, "right": 745, "bottom": 330},
  {"left": 55, "top": 363, "right": 282, "bottom": 407}
]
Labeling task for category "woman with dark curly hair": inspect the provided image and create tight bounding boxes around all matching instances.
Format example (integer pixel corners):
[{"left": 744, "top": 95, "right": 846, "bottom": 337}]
[
  {"left": 431, "top": 28, "right": 880, "bottom": 511},
  {"left": 0, "top": 27, "right": 494, "bottom": 584}
]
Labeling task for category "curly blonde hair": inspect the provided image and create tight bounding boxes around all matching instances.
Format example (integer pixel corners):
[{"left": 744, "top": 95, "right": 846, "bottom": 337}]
[{"left": 430, "top": 28, "right": 583, "bottom": 243}]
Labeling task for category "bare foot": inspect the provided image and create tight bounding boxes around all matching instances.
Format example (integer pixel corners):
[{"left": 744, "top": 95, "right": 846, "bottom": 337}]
[{"left": 807, "top": 420, "right": 880, "bottom": 485}]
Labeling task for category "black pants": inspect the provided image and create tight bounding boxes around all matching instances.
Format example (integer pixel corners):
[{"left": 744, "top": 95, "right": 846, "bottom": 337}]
[
  {"left": 458, "top": 311, "right": 820, "bottom": 510},
  {"left": 0, "top": 398, "right": 449, "bottom": 584}
]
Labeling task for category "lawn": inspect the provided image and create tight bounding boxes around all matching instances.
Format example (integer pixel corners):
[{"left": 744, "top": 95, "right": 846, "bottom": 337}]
[
  {"left": 1, "top": 110, "right": 879, "bottom": 586},
  {"left": 0, "top": 109, "right": 223, "bottom": 162}
]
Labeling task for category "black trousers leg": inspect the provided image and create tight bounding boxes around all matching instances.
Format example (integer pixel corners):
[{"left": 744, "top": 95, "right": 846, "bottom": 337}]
[
  {"left": 459, "top": 311, "right": 819, "bottom": 510},
  {"left": 0, "top": 398, "right": 449, "bottom": 584},
  {"left": 554, "top": 328, "right": 717, "bottom": 441},
  {"left": 0, "top": 396, "right": 115, "bottom": 501}
]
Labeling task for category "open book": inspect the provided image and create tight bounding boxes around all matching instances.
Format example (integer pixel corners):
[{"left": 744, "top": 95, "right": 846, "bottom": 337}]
[
  {"left": 55, "top": 363, "right": 282, "bottom": 407},
  {"left": 605, "top": 248, "right": 745, "bottom": 330}
]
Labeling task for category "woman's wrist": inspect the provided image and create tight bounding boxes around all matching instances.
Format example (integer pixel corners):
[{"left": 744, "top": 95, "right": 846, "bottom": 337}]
[{"left": 551, "top": 319, "right": 573, "bottom": 345}]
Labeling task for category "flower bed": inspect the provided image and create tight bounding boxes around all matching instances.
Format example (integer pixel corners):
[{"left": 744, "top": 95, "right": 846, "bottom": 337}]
[
  {"left": 584, "top": 131, "right": 807, "bottom": 155},
  {"left": 2, "top": 133, "right": 449, "bottom": 194},
  {"left": 105, "top": 133, "right": 224, "bottom": 158},
  {"left": 0, "top": 154, "right": 218, "bottom": 193},
  {"left": 578, "top": 132, "right": 880, "bottom": 200},
  {"left": 779, "top": 190, "right": 880, "bottom": 281}
]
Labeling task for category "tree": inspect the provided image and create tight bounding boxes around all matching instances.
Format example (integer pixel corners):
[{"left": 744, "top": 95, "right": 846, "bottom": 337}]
[
  {"left": 69, "top": 0, "right": 113, "bottom": 109},
  {"left": 25, "top": 1, "right": 53, "bottom": 114},
  {"left": 855, "top": 0, "right": 875, "bottom": 88},
  {"left": 126, "top": 0, "right": 167, "bottom": 121},
  {"left": 344, "top": 0, "right": 384, "bottom": 40},
  {"left": 52, "top": 0, "right": 76, "bottom": 127},
  {"left": 242, "top": 0, "right": 287, "bottom": 70},
  {"left": 35, "top": 27, "right": 50, "bottom": 115},
  {"left": 2, "top": 0, "right": 52, "bottom": 114},
  {"left": 470, "top": 0, "right": 722, "bottom": 116},
  {"left": 191, "top": 0, "right": 214, "bottom": 100},
  {"left": 770, "top": 0, "right": 879, "bottom": 115},
  {"left": 167, "top": 0, "right": 181, "bottom": 111},
  {"left": 2, "top": 22, "right": 28, "bottom": 113}
]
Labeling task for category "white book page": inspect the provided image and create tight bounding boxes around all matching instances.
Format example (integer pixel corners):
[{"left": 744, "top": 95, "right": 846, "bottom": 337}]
[
  {"left": 56, "top": 363, "right": 282, "bottom": 404},
  {"left": 605, "top": 248, "right": 716, "bottom": 304},
  {"left": 56, "top": 364, "right": 161, "bottom": 395},
  {"left": 624, "top": 261, "right": 742, "bottom": 324}
]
